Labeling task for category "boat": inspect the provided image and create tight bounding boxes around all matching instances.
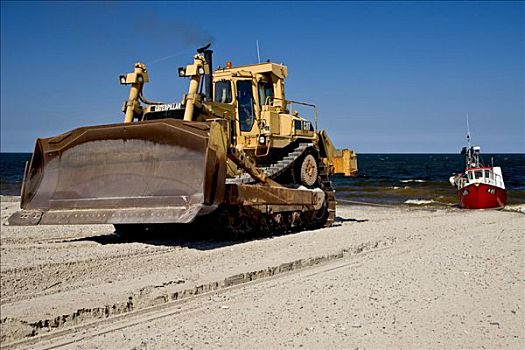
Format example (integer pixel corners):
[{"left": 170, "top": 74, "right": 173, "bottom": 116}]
[{"left": 449, "top": 129, "right": 507, "bottom": 209}]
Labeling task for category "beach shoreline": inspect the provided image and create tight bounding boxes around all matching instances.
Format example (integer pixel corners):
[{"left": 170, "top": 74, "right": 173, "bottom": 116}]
[{"left": 1, "top": 196, "right": 523, "bottom": 348}]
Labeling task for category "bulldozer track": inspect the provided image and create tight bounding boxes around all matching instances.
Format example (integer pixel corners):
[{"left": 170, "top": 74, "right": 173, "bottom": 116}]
[
  {"left": 1, "top": 238, "right": 395, "bottom": 350},
  {"left": 226, "top": 142, "right": 313, "bottom": 184},
  {"left": 225, "top": 141, "right": 336, "bottom": 230}
]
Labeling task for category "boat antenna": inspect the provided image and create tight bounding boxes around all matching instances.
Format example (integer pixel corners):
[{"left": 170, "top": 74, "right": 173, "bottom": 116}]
[
  {"left": 463, "top": 113, "right": 473, "bottom": 169},
  {"left": 256, "top": 40, "right": 261, "bottom": 64},
  {"left": 466, "top": 112, "right": 471, "bottom": 148}
]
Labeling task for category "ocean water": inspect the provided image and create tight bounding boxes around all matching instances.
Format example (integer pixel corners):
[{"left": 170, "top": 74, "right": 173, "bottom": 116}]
[
  {"left": 335, "top": 153, "right": 525, "bottom": 206},
  {"left": 1, "top": 153, "right": 31, "bottom": 196},
  {"left": 1, "top": 153, "right": 524, "bottom": 207}
]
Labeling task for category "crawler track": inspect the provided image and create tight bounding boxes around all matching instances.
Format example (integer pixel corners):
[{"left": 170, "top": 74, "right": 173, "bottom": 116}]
[
  {"left": 226, "top": 142, "right": 312, "bottom": 184},
  {"left": 224, "top": 142, "right": 336, "bottom": 234}
]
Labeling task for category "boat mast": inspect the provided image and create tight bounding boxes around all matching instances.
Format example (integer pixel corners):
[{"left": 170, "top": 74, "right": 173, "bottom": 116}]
[
  {"left": 465, "top": 113, "right": 481, "bottom": 169},
  {"left": 466, "top": 112, "right": 471, "bottom": 149},
  {"left": 465, "top": 113, "right": 472, "bottom": 169}
]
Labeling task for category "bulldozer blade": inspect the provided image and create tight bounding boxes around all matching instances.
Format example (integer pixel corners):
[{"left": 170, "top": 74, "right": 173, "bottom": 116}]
[{"left": 9, "top": 119, "right": 227, "bottom": 226}]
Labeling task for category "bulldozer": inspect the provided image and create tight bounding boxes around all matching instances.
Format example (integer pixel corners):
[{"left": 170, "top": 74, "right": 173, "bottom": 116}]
[{"left": 9, "top": 45, "right": 357, "bottom": 236}]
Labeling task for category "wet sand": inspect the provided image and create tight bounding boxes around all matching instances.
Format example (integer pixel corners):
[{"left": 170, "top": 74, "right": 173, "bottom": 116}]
[{"left": 1, "top": 196, "right": 523, "bottom": 349}]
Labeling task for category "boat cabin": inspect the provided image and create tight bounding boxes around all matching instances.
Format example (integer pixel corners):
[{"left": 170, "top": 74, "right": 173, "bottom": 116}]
[{"left": 465, "top": 166, "right": 505, "bottom": 189}]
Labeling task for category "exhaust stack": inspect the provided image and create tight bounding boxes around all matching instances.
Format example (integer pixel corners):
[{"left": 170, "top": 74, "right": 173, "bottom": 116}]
[{"left": 197, "top": 44, "right": 213, "bottom": 101}]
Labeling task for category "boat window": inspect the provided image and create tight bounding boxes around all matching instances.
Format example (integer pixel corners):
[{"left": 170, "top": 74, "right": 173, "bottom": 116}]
[
  {"left": 214, "top": 80, "right": 232, "bottom": 103},
  {"left": 467, "top": 172, "right": 473, "bottom": 180},
  {"left": 484, "top": 170, "right": 490, "bottom": 179},
  {"left": 258, "top": 81, "right": 274, "bottom": 105},
  {"left": 474, "top": 170, "right": 483, "bottom": 179},
  {"left": 237, "top": 80, "right": 255, "bottom": 131}
]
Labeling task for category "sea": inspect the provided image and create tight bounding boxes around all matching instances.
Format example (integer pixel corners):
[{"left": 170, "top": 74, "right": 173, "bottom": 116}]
[{"left": 1, "top": 153, "right": 524, "bottom": 207}]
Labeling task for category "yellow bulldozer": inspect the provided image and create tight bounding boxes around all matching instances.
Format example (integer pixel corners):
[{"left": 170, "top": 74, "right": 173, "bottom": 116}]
[{"left": 9, "top": 45, "right": 357, "bottom": 235}]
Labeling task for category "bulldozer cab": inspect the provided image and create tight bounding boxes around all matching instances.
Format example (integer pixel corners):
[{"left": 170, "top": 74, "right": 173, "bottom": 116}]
[
  {"left": 211, "top": 62, "right": 319, "bottom": 152},
  {"left": 212, "top": 62, "right": 289, "bottom": 145}
]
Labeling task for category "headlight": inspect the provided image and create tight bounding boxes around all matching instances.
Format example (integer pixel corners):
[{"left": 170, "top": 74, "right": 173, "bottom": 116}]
[
  {"left": 258, "top": 135, "right": 266, "bottom": 144},
  {"left": 198, "top": 66, "right": 205, "bottom": 75},
  {"left": 119, "top": 75, "right": 127, "bottom": 85},
  {"left": 178, "top": 67, "right": 186, "bottom": 77}
]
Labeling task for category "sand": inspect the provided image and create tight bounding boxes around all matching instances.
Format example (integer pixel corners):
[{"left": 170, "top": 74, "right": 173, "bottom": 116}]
[{"left": 0, "top": 196, "right": 523, "bottom": 349}]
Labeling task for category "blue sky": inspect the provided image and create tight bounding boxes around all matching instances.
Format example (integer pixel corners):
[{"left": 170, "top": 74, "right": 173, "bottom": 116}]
[{"left": 1, "top": 1, "right": 523, "bottom": 153}]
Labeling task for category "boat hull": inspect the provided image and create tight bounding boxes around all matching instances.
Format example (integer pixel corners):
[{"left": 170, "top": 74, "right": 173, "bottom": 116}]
[{"left": 457, "top": 183, "right": 507, "bottom": 209}]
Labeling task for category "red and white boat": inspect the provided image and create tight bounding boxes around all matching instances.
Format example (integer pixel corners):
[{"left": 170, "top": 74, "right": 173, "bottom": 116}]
[{"left": 449, "top": 139, "right": 507, "bottom": 209}]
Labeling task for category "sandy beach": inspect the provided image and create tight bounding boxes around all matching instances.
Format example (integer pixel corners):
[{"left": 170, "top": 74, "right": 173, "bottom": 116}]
[{"left": 0, "top": 196, "right": 523, "bottom": 349}]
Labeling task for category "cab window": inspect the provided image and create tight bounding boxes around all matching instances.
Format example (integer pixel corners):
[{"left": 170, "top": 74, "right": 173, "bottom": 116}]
[
  {"left": 258, "top": 81, "right": 274, "bottom": 105},
  {"left": 214, "top": 80, "right": 232, "bottom": 103},
  {"left": 474, "top": 170, "right": 483, "bottom": 179},
  {"left": 237, "top": 80, "right": 255, "bottom": 131}
]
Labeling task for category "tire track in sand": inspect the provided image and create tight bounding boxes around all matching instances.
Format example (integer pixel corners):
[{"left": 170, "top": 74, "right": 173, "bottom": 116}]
[
  {"left": 1, "top": 245, "right": 181, "bottom": 303},
  {"left": 1, "top": 238, "right": 397, "bottom": 348}
]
